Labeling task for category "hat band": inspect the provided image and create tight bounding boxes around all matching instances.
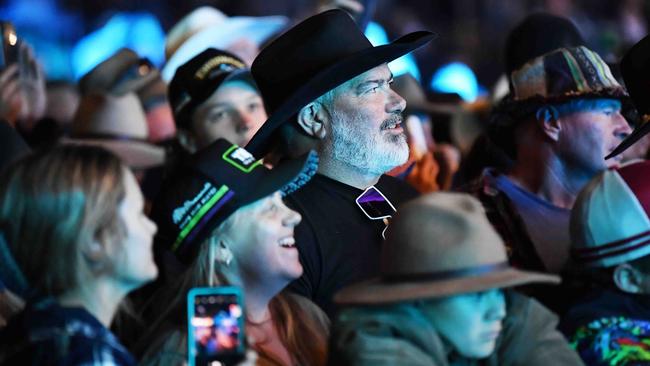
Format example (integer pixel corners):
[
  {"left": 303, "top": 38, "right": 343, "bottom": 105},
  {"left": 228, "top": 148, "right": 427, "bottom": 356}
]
[
  {"left": 383, "top": 261, "right": 510, "bottom": 283},
  {"left": 572, "top": 229, "right": 650, "bottom": 263},
  {"left": 172, "top": 185, "right": 234, "bottom": 252},
  {"left": 73, "top": 132, "right": 150, "bottom": 144}
]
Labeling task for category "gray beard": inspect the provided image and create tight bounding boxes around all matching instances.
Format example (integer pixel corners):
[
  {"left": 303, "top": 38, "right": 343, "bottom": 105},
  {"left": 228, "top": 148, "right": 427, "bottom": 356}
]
[{"left": 323, "top": 117, "right": 409, "bottom": 176}]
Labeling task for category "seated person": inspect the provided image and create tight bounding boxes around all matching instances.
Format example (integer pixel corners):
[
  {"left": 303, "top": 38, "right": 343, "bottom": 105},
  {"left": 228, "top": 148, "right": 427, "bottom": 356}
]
[
  {"left": 137, "top": 139, "right": 328, "bottom": 366},
  {"left": 0, "top": 145, "right": 158, "bottom": 366},
  {"left": 330, "top": 192, "right": 583, "bottom": 365},
  {"left": 562, "top": 160, "right": 650, "bottom": 365},
  {"left": 168, "top": 48, "right": 267, "bottom": 153}
]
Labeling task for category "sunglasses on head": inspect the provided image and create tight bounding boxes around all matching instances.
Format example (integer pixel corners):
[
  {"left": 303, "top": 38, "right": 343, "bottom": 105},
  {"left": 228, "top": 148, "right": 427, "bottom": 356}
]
[{"left": 355, "top": 186, "right": 397, "bottom": 239}]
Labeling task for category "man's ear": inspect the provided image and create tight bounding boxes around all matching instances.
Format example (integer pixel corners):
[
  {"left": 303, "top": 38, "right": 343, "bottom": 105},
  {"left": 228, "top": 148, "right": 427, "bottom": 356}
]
[
  {"left": 535, "top": 106, "right": 561, "bottom": 142},
  {"left": 613, "top": 263, "right": 644, "bottom": 294},
  {"left": 177, "top": 129, "right": 197, "bottom": 153},
  {"left": 297, "top": 102, "right": 328, "bottom": 140}
]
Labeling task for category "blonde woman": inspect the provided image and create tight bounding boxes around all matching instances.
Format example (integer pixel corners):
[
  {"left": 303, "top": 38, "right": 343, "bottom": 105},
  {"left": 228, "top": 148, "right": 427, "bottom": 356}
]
[
  {"left": 138, "top": 139, "right": 327, "bottom": 366},
  {"left": 0, "top": 145, "right": 158, "bottom": 365}
]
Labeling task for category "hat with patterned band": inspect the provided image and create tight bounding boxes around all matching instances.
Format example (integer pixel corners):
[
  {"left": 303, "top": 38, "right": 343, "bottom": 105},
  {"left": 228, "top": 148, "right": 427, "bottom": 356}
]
[
  {"left": 571, "top": 160, "right": 650, "bottom": 268},
  {"left": 498, "top": 46, "right": 627, "bottom": 119},
  {"left": 150, "top": 138, "right": 318, "bottom": 265}
]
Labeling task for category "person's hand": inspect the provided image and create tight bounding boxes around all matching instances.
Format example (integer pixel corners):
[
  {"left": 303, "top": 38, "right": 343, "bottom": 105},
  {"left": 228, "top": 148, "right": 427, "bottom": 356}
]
[
  {"left": 432, "top": 143, "right": 461, "bottom": 190},
  {"left": 406, "top": 150, "right": 440, "bottom": 193},
  {"left": 235, "top": 349, "right": 258, "bottom": 366},
  {"left": 0, "top": 288, "right": 25, "bottom": 327},
  {"left": 0, "top": 42, "right": 47, "bottom": 131},
  {"left": 0, "top": 64, "right": 23, "bottom": 126},
  {"left": 16, "top": 43, "right": 46, "bottom": 131}
]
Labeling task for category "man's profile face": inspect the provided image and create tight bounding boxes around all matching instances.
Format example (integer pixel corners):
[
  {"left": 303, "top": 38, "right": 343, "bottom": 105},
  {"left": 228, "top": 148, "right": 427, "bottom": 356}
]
[
  {"left": 555, "top": 99, "right": 631, "bottom": 175},
  {"left": 321, "top": 64, "right": 409, "bottom": 175}
]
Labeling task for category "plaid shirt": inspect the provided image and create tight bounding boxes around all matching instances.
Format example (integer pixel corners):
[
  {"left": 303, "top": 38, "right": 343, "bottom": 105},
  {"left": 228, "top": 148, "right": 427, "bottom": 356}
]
[
  {"left": 0, "top": 298, "right": 135, "bottom": 366},
  {"left": 460, "top": 169, "right": 547, "bottom": 272}
]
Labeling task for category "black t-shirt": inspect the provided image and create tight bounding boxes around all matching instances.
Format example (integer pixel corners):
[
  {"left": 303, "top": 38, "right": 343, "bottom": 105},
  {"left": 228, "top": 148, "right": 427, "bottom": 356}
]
[{"left": 286, "top": 173, "right": 419, "bottom": 316}]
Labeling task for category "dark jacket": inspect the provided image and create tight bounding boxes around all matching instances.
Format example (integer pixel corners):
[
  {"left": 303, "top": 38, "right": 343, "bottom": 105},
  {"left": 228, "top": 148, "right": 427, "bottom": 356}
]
[
  {"left": 328, "top": 291, "right": 583, "bottom": 366},
  {"left": 0, "top": 297, "right": 135, "bottom": 366}
]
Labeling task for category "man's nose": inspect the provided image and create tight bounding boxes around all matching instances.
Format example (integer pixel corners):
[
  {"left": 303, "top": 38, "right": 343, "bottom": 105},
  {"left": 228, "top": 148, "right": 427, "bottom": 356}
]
[
  {"left": 236, "top": 111, "right": 256, "bottom": 133},
  {"left": 387, "top": 88, "right": 407, "bottom": 114},
  {"left": 614, "top": 112, "right": 633, "bottom": 140}
]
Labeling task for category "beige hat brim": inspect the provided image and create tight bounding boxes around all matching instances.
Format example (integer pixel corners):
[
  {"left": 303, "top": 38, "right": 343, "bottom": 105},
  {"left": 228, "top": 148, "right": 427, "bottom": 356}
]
[
  {"left": 334, "top": 268, "right": 560, "bottom": 305},
  {"left": 63, "top": 138, "right": 165, "bottom": 169}
]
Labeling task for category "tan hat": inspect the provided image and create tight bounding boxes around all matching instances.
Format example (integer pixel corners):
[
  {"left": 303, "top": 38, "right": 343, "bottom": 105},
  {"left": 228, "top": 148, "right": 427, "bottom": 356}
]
[
  {"left": 335, "top": 192, "right": 559, "bottom": 304},
  {"left": 162, "top": 6, "right": 288, "bottom": 81},
  {"left": 67, "top": 93, "right": 165, "bottom": 169},
  {"left": 79, "top": 48, "right": 160, "bottom": 96}
]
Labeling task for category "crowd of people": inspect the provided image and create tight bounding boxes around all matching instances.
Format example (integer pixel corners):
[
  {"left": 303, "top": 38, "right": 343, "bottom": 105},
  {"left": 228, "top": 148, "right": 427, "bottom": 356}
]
[{"left": 1, "top": 1, "right": 650, "bottom": 365}]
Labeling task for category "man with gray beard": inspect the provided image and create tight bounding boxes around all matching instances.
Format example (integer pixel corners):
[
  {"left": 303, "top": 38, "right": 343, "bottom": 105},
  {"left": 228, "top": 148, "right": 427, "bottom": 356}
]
[{"left": 245, "top": 10, "right": 435, "bottom": 315}]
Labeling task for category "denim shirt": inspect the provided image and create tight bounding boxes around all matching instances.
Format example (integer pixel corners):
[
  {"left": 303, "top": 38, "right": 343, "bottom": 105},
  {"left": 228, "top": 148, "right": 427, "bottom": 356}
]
[{"left": 0, "top": 297, "right": 135, "bottom": 366}]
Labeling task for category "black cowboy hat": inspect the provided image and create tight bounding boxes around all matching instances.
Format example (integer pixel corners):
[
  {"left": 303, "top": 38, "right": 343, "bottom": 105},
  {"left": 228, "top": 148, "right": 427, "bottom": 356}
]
[
  {"left": 504, "top": 12, "right": 583, "bottom": 78},
  {"left": 606, "top": 34, "right": 650, "bottom": 159},
  {"left": 245, "top": 9, "right": 436, "bottom": 156}
]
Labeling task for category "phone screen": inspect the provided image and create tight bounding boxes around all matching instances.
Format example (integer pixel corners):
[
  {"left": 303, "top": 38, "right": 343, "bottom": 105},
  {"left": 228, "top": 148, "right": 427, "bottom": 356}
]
[
  {"left": 187, "top": 287, "right": 246, "bottom": 366},
  {"left": 0, "top": 21, "right": 19, "bottom": 70}
]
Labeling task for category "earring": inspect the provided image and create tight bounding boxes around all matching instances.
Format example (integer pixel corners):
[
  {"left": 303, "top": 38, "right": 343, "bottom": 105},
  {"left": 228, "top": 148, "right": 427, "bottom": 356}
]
[{"left": 216, "top": 241, "right": 233, "bottom": 266}]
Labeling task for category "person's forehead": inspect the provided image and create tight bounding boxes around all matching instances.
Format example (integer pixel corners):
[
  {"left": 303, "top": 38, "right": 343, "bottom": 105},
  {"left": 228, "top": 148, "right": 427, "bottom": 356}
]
[
  {"left": 217, "top": 79, "right": 260, "bottom": 94},
  {"left": 334, "top": 64, "right": 393, "bottom": 92},
  {"left": 202, "top": 80, "right": 262, "bottom": 106},
  {"left": 566, "top": 98, "right": 622, "bottom": 112},
  {"left": 352, "top": 64, "right": 393, "bottom": 83}
]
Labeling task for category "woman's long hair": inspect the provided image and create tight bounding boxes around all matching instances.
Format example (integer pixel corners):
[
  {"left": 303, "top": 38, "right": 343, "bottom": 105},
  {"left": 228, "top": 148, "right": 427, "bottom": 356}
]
[
  {"left": 0, "top": 145, "right": 126, "bottom": 298},
  {"left": 138, "top": 217, "right": 328, "bottom": 366}
]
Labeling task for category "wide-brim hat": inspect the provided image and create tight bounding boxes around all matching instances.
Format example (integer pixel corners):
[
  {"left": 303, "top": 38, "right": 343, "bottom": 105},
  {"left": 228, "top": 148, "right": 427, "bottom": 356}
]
[
  {"left": 162, "top": 7, "right": 288, "bottom": 81},
  {"left": 79, "top": 48, "right": 159, "bottom": 96},
  {"left": 504, "top": 12, "right": 584, "bottom": 78},
  {"left": 606, "top": 35, "right": 650, "bottom": 159},
  {"left": 570, "top": 160, "right": 650, "bottom": 268},
  {"left": 150, "top": 138, "right": 318, "bottom": 265},
  {"left": 499, "top": 46, "right": 627, "bottom": 120},
  {"left": 335, "top": 192, "right": 559, "bottom": 304},
  {"left": 67, "top": 93, "right": 165, "bottom": 169},
  {"left": 245, "top": 9, "right": 436, "bottom": 157}
]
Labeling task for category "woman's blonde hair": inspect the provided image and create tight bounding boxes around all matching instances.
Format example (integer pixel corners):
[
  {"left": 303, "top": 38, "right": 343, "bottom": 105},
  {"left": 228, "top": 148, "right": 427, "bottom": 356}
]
[
  {"left": 0, "top": 145, "right": 126, "bottom": 297},
  {"left": 139, "top": 208, "right": 328, "bottom": 365}
]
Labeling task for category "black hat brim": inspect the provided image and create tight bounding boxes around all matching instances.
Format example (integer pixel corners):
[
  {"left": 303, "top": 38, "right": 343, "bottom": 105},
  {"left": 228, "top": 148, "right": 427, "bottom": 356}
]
[{"left": 246, "top": 30, "right": 436, "bottom": 156}]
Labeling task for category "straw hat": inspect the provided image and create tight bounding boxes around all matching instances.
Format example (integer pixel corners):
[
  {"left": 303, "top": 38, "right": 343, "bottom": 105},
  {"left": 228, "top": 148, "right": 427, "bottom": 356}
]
[
  {"left": 67, "top": 93, "right": 165, "bottom": 169},
  {"left": 162, "top": 6, "right": 288, "bottom": 81},
  {"left": 335, "top": 192, "right": 559, "bottom": 304}
]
